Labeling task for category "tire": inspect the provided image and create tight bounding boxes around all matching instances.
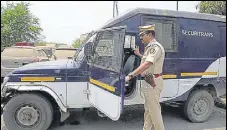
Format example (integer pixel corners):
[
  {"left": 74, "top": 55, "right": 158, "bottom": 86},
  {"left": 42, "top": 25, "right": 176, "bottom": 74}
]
[
  {"left": 1, "top": 106, "right": 3, "bottom": 115},
  {"left": 184, "top": 90, "right": 214, "bottom": 123},
  {"left": 3, "top": 93, "right": 53, "bottom": 130},
  {"left": 1, "top": 77, "right": 4, "bottom": 83}
]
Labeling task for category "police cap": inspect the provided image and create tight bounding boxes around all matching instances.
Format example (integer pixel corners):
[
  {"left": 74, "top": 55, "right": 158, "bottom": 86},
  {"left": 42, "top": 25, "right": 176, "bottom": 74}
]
[{"left": 139, "top": 24, "right": 155, "bottom": 36}]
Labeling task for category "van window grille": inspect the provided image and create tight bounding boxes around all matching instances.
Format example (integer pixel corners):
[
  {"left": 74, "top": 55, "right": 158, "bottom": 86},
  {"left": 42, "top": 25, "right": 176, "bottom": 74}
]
[
  {"left": 143, "top": 18, "right": 178, "bottom": 52},
  {"left": 89, "top": 30, "right": 124, "bottom": 72}
]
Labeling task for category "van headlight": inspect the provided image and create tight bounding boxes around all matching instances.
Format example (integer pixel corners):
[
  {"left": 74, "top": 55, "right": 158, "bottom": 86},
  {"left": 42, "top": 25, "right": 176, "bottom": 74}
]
[
  {"left": 1, "top": 77, "right": 9, "bottom": 96},
  {"left": 1, "top": 77, "right": 9, "bottom": 88}
]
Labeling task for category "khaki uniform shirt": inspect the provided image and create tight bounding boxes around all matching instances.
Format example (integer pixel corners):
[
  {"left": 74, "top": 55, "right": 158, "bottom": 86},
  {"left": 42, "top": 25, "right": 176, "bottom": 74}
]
[{"left": 141, "top": 39, "right": 165, "bottom": 76}]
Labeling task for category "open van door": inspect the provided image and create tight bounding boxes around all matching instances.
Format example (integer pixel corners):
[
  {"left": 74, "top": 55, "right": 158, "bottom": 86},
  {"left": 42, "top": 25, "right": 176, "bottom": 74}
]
[
  {"left": 86, "top": 26, "right": 126, "bottom": 121},
  {"left": 219, "top": 26, "right": 226, "bottom": 77}
]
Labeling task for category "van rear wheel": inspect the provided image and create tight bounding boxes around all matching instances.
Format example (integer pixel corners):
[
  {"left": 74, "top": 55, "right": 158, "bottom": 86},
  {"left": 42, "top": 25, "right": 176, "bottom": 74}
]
[
  {"left": 3, "top": 93, "right": 53, "bottom": 130},
  {"left": 184, "top": 90, "right": 214, "bottom": 123}
]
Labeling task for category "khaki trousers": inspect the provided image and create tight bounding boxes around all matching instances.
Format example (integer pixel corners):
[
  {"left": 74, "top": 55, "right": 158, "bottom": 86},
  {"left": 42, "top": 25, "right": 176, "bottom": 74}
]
[{"left": 141, "top": 77, "right": 165, "bottom": 130}]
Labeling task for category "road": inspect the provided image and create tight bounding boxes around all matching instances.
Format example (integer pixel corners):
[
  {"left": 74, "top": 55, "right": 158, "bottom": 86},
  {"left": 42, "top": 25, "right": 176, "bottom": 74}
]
[
  {"left": 51, "top": 105, "right": 226, "bottom": 130},
  {"left": 1, "top": 104, "right": 226, "bottom": 130},
  {"left": 1, "top": 105, "right": 226, "bottom": 130}
]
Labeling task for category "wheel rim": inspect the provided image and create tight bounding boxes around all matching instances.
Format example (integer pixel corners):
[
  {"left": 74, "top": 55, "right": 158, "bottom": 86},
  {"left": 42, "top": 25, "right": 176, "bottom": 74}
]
[
  {"left": 193, "top": 98, "right": 209, "bottom": 116},
  {"left": 15, "top": 104, "right": 41, "bottom": 128}
]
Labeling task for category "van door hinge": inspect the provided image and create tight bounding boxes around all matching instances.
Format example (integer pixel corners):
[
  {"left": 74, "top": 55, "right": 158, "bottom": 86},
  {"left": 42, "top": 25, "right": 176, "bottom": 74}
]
[{"left": 83, "top": 89, "right": 91, "bottom": 95}]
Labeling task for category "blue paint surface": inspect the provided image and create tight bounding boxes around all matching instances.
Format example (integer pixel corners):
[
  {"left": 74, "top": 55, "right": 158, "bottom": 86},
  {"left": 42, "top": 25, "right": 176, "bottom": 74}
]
[
  {"left": 7, "top": 12, "right": 226, "bottom": 102},
  {"left": 104, "top": 14, "right": 226, "bottom": 76}
]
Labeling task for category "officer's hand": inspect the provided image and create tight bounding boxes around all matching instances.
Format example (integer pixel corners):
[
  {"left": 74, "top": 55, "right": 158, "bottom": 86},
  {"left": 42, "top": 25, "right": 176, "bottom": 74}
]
[
  {"left": 125, "top": 76, "right": 130, "bottom": 83},
  {"left": 134, "top": 46, "right": 142, "bottom": 58}
]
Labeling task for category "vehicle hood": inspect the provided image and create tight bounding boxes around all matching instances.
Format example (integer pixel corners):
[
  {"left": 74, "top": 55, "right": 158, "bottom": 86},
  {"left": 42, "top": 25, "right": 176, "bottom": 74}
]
[
  {"left": 16, "top": 59, "right": 70, "bottom": 70},
  {"left": 6, "top": 59, "right": 88, "bottom": 83},
  {"left": 9, "top": 59, "right": 79, "bottom": 76}
]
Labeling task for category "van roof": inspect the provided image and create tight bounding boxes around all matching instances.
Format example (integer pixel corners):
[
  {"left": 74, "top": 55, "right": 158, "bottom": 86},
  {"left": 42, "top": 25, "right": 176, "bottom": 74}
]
[
  {"left": 101, "top": 8, "right": 226, "bottom": 28},
  {"left": 10, "top": 46, "right": 36, "bottom": 49},
  {"left": 35, "top": 46, "right": 55, "bottom": 49},
  {"left": 9, "top": 46, "right": 46, "bottom": 51}
]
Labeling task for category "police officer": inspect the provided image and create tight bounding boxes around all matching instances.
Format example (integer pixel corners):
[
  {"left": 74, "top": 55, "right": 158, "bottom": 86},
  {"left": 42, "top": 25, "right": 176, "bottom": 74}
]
[{"left": 125, "top": 24, "right": 165, "bottom": 130}]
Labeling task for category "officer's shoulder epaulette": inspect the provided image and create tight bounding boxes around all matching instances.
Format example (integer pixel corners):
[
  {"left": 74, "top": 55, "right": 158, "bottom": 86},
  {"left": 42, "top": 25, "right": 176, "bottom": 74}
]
[{"left": 151, "top": 44, "right": 159, "bottom": 48}]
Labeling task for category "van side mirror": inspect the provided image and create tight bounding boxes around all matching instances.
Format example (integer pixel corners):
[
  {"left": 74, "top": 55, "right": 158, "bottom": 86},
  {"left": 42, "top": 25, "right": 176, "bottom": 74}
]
[
  {"left": 47, "top": 54, "right": 51, "bottom": 58},
  {"left": 84, "top": 42, "right": 93, "bottom": 57}
]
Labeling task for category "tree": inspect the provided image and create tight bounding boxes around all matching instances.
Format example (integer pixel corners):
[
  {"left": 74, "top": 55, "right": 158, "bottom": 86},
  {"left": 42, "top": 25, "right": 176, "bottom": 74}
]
[
  {"left": 1, "top": 2, "right": 43, "bottom": 49},
  {"left": 196, "top": 1, "right": 226, "bottom": 15},
  {"left": 72, "top": 38, "right": 81, "bottom": 48},
  {"left": 72, "top": 31, "right": 95, "bottom": 48}
]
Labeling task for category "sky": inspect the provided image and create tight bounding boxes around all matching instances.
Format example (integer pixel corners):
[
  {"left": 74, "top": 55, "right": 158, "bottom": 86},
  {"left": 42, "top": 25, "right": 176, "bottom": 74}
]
[{"left": 2, "top": 1, "right": 200, "bottom": 45}]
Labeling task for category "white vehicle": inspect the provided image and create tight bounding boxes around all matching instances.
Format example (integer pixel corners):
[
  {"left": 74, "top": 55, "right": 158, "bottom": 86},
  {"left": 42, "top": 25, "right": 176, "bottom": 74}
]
[
  {"left": 1, "top": 43, "right": 50, "bottom": 83},
  {"left": 50, "top": 47, "right": 78, "bottom": 60},
  {"left": 1, "top": 8, "right": 226, "bottom": 130}
]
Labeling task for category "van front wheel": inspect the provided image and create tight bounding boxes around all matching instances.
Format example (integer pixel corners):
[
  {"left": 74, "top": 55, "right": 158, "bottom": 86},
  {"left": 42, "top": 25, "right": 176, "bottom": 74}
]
[
  {"left": 184, "top": 90, "right": 214, "bottom": 123},
  {"left": 3, "top": 93, "right": 53, "bottom": 130}
]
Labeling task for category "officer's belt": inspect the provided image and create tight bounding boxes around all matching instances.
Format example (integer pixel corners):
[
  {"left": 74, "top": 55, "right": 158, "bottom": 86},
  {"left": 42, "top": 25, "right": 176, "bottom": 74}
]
[{"left": 140, "top": 73, "right": 162, "bottom": 80}]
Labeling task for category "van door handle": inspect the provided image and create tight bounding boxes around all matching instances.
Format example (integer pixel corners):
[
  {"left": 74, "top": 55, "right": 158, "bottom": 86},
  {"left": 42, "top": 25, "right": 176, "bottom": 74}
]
[{"left": 219, "top": 54, "right": 221, "bottom": 57}]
